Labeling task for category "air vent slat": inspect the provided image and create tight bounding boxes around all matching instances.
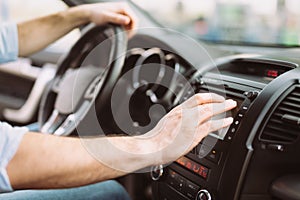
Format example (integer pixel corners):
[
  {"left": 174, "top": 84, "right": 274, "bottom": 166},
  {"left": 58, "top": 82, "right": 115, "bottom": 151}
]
[
  {"left": 266, "top": 125, "right": 299, "bottom": 137},
  {"left": 262, "top": 130, "right": 295, "bottom": 142},
  {"left": 281, "top": 101, "right": 300, "bottom": 109},
  {"left": 201, "top": 84, "right": 245, "bottom": 99},
  {"left": 286, "top": 96, "right": 300, "bottom": 104},
  {"left": 291, "top": 91, "right": 300, "bottom": 98},
  {"left": 260, "top": 86, "right": 300, "bottom": 144},
  {"left": 277, "top": 106, "right": 300, "bottom": 117}
]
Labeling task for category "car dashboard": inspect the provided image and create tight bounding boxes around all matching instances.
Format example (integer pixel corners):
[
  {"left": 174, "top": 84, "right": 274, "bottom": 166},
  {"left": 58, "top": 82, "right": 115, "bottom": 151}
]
[{"left": 124, "top": 33, "right": 300, "bottom": 200}]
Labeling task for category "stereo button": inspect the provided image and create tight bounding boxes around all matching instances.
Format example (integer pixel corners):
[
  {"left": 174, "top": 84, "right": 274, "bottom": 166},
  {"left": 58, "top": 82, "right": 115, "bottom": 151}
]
[
  {"left": 231, "top": 127, "right": 236, "bottom": 133},
  {"left": 186, "top": 180, "right": 200, "bottom": 199},
  {"left": 246, "top": 91, "right": 259, "bottom": 100},
  {"left": 242, "top": 106, "right": 248, "bottom": 111},
  {"left": 176, "top": 176, "right": 186, "bottom": 191},
  {"left": 206, "top": 149, "right": 222, "bottom": 164},
  {"left": 238, "top": 113, "right": 244, "bottom": 118}
]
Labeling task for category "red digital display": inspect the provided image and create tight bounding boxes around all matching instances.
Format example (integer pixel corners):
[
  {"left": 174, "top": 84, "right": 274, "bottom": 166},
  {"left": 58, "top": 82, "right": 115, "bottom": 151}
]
[
  {"left": 176, "top": 157, "right": 209, "bottom": 180},
  {"left": 265, "top": 69, "right": 279, "bottom": 78}
]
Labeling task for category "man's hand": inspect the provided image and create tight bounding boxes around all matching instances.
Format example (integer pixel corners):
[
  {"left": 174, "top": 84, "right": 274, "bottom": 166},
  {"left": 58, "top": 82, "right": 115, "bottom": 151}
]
[
  {"left": 78, "top": 2, "right": 137, "bottom": 34},
  {"left": 18, "top": 2, "right": 137, "bottom": 56},
  {"left": 104, "top": 93, "right": 236, "bottom": 171},
  {"left": 146, "top": 93, "right": 236, "bottom": 165}
]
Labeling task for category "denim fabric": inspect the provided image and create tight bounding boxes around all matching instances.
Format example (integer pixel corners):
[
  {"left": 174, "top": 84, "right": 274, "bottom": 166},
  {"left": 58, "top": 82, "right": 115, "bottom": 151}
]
[{"left": 0, "top": 180, "right": 131, "bottom": 200}]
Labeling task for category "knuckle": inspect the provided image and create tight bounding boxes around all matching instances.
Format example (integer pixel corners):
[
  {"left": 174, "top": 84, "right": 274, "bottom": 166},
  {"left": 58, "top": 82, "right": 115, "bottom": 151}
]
[
  {"left": 200, "top": 104, "right": 212, "bottom": 114},
  {"left": 194, "top": 93, "right": 204, "bottom": 103},
  {"left": 202, "top": 120, "right": 212, "bottom": 131}
]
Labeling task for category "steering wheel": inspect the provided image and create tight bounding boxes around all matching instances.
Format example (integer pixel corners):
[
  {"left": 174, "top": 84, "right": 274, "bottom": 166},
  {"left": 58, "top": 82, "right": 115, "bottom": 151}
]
[{"left": 38, "top": 24, "right": 127, "bottom": 136}]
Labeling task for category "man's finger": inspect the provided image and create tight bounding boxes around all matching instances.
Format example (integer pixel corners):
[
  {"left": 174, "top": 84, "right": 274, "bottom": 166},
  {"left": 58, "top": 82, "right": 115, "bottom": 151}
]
[
  {"left": 183, "top": 99, "right": 236, "bottom": 124},
  {"left": 104, "top": 11, "right": 131, "bottom": 25},
  {"left": 198, "top": 117, "right": 234, "bottom": 138},
  {"left": 182, "top": 93, "right": 225, "bottom": 109}
]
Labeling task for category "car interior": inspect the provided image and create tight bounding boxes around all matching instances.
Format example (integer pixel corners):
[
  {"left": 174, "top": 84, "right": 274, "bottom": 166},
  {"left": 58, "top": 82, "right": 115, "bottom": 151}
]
[{"left": 1, "top": 0, "right": 300, "bottom": 200}]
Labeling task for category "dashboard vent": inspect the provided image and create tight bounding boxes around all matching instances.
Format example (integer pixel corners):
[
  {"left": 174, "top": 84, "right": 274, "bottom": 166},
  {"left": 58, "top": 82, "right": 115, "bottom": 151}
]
[
  {"left": 260, "top": 86, "right": 300, "bottom": 144},
  {"left": 200, "top": 82, "right": 245, "bottom": 100}
]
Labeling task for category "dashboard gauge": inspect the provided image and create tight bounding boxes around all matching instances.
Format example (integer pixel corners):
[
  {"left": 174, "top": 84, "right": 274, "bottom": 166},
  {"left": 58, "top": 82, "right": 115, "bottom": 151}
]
[{"left": 124, "top": 48, "right": 145, "bottom": 73}]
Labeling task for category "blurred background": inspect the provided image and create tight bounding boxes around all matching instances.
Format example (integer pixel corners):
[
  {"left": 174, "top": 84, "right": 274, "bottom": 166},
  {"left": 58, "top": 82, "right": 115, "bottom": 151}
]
[
  {"left": 1, "top": 0, "right": 299, "bottom": 47},
  {"left": 133, "top": 0, "right": 300, "bottom": 47}
]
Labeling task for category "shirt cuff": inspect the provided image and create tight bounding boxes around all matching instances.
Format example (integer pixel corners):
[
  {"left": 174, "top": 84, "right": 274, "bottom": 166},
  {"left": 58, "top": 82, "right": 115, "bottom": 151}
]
[
  {"left": 0, "top": 123, "right": 28, "bottom": 192},
  {"left": 0, "top": 23, "right": 19, "bottom": 64}
]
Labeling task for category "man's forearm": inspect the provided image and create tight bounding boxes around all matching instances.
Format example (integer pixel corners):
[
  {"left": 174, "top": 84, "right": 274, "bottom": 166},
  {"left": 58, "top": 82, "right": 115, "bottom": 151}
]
[
  {"left": 6, "top": 132, "right": 151, "bottom": 189},
  {"left": 17, "top": 2, "right": 137, "bottom": 57},
  {"left": 18, "top": 7, "right": 90, "bottom": 57}
]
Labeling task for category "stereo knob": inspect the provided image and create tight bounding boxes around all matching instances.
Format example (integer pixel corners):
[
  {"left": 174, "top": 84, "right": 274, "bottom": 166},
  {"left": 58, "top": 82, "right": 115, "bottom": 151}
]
[
  {"left": 150, "top": 165, "right": 163, "bottom": 181},
  {"left": 196, "top": 189, "right": 212, "bottom": 200},
  {"left": 244, "top": 91, "right": 259, "bottom": 101},
  {"left": 191, "top": 79, "right": 204, "bottom": 92}
]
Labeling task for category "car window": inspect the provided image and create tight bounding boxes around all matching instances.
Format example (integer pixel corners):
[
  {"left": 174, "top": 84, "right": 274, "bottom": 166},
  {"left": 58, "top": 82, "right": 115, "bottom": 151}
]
[
  {"left": 132, "top": 0, "right": 300, "bottom": 47},
  {"left": 0, "top": 0, "right": 80, "bottom": 53}
]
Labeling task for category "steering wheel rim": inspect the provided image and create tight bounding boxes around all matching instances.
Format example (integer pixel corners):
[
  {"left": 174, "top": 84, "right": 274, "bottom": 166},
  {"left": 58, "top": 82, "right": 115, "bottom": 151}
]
[{"left": 38, "top": 24, "right": 128, "bottom": 136}]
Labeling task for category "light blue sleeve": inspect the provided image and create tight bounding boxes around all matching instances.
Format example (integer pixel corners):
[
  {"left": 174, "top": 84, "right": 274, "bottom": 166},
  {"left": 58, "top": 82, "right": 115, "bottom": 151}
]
[
  {"left": 0, "top": 23, "right": 19, "bottom": 64},
  {"left": 0, "top": 122, "right": 28, "bottom": 192}
]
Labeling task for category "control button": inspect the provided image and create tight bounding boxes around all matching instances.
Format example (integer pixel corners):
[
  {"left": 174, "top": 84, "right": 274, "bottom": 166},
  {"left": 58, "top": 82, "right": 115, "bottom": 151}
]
[
  {"left": 245, "top": 91, "right": 259, "bottom": 101},
  {"left": 196, "top": 189, "right": 212, "bottom": 200},
  {"left": 185, "top": 180, "right": 200, "bottom": 199},
  {"left": 242, "top": 106, "right": 248, "bottom": 111},
  {"left": 267, "top": 144, "right": 284, "bottom": 152},
  {"left": 206, "top": 149, "right": 222, "bottom": 164},
  {"left": 167, "top": 171, "right": 178, "bottom": 188},
  {"left": 167, "top": 169, "right": 186, "bottom": 191},
  {"left": 234, "top": 120, "right": 240, "bottom": 125},
  {"left": 230, "top": 127, "right": 236, "bottom": 133},
  {"left": 238, "top": 113, "right": 244, "bottom": 118},
  {"left": 176, "top": 176, "right": 186, "bottom": 191}
]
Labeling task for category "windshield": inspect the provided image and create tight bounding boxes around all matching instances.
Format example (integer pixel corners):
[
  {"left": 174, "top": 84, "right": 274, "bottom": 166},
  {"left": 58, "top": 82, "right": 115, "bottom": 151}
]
[{"left": 132, "top": 0, "right": 300, "bottom": 47}]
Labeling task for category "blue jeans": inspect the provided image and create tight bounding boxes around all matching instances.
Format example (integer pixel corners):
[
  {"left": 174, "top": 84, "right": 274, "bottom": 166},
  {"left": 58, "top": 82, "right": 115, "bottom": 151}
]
[{"left": 0, "top": 181, "right": 131, "bottom": 200}]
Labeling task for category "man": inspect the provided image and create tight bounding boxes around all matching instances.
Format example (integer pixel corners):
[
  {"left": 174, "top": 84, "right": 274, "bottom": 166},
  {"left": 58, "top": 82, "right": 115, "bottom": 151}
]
[{"left": 0, "top": 2, "right": 237, "bottom": 199}]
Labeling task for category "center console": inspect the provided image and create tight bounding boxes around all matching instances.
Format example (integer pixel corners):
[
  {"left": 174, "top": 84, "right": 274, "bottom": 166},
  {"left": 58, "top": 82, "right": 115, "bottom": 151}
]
[{"left": 151, "top": 57, "right": 299, "bottom": 200}]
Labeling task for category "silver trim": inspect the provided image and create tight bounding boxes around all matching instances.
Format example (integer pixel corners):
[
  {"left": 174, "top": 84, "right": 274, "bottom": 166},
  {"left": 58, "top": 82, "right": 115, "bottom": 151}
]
[
  {"left": 150, "top": 165, "right": 164, "bottom": 181},
  {"left": 0, "top": 58, "right": 40, "bottom": 80},
  {"left": 196, "top": 189, "right": 212, "bottom": 200},
  {"left": 41, "top": 109, "right": 60, "bottom": 134},
  {"left": 54, "top": 101, "right": 90, "bottom": 136}
]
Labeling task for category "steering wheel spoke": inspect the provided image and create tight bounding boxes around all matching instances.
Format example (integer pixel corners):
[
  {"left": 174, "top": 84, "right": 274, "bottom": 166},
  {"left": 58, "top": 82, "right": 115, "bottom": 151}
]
[
  {"left": 53, "top": 101, "right": 90, "bottom": 136},
  {"left": 40, "top": 110, "right": 67, "bottom": 134}
]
